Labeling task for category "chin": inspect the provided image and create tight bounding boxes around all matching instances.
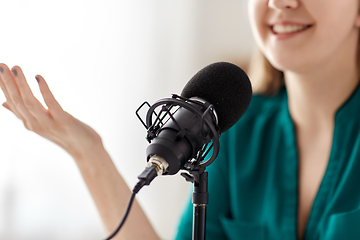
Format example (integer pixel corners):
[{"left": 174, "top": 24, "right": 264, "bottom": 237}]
[{"left": 267, "top": 55, "right": 308, "bottom": 73}]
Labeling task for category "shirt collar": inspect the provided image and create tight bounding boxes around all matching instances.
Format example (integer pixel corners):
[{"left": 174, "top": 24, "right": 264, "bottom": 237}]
[{"left": 335, "top": 82, "right": 360, "bottom": 121}]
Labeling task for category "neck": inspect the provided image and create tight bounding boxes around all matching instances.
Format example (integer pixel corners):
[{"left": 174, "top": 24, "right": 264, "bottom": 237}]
[{"left": 284, "top": 62, "right": 359, "bottom": 130}]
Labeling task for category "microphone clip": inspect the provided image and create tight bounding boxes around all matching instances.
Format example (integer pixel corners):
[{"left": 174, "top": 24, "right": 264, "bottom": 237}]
[{"left": 136, "top": 94, "right": 221, "bottom": 172}]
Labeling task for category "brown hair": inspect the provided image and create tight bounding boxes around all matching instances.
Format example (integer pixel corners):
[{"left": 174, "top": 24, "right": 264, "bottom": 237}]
[
  {"left": 247, "top": 48, "right": 284, "bottom": 96},
  {"left": 248, "top": 31, "right": 360, "bottom": 96}
]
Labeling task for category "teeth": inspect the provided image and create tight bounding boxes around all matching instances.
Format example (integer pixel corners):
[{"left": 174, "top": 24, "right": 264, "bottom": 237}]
[{"left": 272, "top": 24, "right": 308, "bottom": 34}]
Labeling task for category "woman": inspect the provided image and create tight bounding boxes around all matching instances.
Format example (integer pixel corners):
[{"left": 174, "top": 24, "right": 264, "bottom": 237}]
[
  {"left": 178, "top": 0, "right": 360, "bottom": 238},
  {"left": 1, "top": 0, "right": 360, "bottom": 239}
]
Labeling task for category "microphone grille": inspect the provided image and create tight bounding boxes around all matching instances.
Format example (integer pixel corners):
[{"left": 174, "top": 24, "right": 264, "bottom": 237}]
[{"left": 181, "top": 62, "right": 252, "bottom": 133}]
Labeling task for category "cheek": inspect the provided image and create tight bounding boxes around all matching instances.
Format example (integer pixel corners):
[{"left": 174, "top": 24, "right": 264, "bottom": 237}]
[
  {"left": 310, "top": 0, "right": 359, "bottom": 32},
  {"left": 312, "top": 2, "right": 359, "bottom": 50},
  {"left": 247, "top": 0, "right": 268, "bottom": 51}
]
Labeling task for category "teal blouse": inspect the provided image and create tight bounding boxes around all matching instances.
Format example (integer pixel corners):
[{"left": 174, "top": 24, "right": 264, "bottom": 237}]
[{"left": 175, "top": 85, "right": 360, "bottom": 240}]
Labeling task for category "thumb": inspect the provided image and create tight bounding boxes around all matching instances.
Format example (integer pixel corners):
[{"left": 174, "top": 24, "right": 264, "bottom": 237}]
[{"left": 2, "top": 102, "right": 12, "bottom": 112}]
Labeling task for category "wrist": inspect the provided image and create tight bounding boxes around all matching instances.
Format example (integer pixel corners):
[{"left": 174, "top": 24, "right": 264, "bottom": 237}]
[{"left": 70, "top": 137, "right": 107, "bottom": 165}]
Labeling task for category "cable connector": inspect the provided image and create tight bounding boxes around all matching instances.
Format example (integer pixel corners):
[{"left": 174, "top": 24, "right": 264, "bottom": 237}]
[
  {"left": 147, "top": 155, "right": 169, "bottom": 176},
  {"left": 133, "top": 155, "right": 169, "bottom": 194}
]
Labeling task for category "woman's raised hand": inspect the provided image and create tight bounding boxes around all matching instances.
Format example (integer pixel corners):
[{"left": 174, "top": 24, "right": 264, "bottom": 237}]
[
  {"left": 0, "top": 63, "right": 102, "bottom": 161},
  {"left": 0, "top": 63, "right": 161, "bottom": 239}
]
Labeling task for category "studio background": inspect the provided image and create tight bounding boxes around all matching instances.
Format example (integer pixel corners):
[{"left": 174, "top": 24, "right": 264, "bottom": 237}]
[{"left": 0, "top": 1, "right": 254, "bottom": 239}]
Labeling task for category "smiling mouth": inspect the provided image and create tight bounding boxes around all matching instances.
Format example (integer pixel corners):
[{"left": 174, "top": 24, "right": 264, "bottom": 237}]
[{"left": 271, "top": 24, "right": 312, "bottom": 34}]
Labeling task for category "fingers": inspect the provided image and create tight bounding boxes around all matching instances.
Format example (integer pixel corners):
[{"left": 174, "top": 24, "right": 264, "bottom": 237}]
[
  {"left": 0, "top": 64, "right": 26, "bottom": 120},
  {"left": 35, "top": 74, "right": 64, "bottom": 119},
  {"left": 12, "top": 66, "right": 49, "bottom": 118},
  {"left": 0, "top": 63, "right": 65, "bottom": 124},
  {"left": 0, "top": 63, "right": 51, "bottom": 130}
]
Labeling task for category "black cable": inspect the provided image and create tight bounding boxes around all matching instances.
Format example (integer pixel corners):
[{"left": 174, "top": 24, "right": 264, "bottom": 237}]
[
  {"left": 103, "top": 167, "right": 157, "bottom": 240},
  {"left": 104, "top": 191, "right": 137, "bottom": 240},
  {"left": 105, "top": 192, "right": 136, "bottom": 240}
]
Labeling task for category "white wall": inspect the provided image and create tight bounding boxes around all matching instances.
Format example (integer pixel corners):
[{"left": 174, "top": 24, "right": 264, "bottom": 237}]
[{"left": 0, "top": 1, "right": 254, "bottom": 239}]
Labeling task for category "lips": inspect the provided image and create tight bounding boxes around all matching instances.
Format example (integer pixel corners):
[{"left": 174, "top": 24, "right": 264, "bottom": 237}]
[{"left": 270, "top": 23, "right": 313, "bottom": 35}]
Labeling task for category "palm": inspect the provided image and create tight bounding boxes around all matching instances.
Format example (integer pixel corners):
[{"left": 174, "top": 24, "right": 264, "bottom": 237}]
[{"left": 0, "top": 64, "right": 101, "bottom": 159}]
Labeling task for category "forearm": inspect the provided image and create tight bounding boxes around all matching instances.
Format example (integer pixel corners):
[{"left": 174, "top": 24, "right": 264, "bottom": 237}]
[{"left": 74, "top": 142, "right": 160, "bottom": 240}]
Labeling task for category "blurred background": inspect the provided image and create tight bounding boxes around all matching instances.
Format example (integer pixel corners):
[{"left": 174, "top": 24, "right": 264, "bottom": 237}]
[{"left": 0, "top": 0, "right": 254, "bottom": 239}]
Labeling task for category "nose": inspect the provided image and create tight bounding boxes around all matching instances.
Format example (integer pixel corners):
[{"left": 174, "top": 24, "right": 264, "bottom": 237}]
[{"left": 268, "top": 0, "right": 299, "bottom": 10}]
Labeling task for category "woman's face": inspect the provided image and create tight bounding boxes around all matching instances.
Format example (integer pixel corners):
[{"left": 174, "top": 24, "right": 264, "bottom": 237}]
[{"left": 248, "top": 0, "right": 360, "bottom": 73}]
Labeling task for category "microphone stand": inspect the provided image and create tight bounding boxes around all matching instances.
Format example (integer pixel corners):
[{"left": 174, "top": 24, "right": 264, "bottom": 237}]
[
  {"left": 181, "top": 166, "right": 208, "bottom": 240},
  {"left": 136, "top": 95, "right": 221, "bottom": 240}
]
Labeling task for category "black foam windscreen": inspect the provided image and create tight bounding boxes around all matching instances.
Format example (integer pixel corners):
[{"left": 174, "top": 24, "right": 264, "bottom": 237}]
[{"left": 181, "top": 62, "right": 252, "bottom": 133}]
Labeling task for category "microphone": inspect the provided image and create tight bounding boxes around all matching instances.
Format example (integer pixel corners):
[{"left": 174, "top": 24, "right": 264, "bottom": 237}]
[
  {"left": 136, "top": 62, "right": 252, "bottom": 190},
  {"left": 104, "top": 62, "right": 252, "bottom": 240}
]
